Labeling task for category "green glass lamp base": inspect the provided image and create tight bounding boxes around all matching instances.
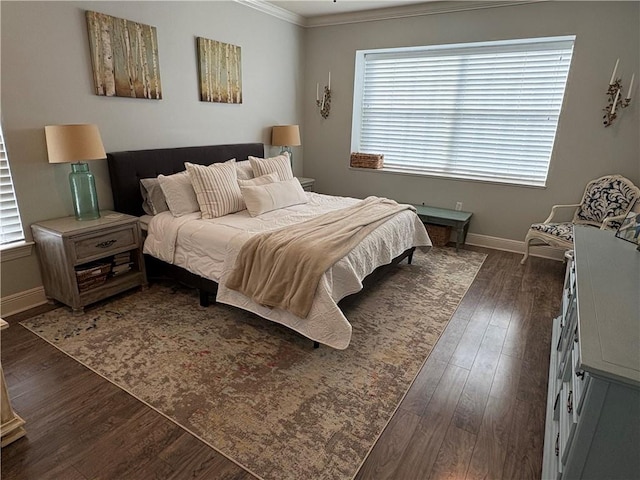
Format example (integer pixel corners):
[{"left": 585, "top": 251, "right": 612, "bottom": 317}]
[{"left": 69, "top": 162, "right": 100, "bottom": 221}]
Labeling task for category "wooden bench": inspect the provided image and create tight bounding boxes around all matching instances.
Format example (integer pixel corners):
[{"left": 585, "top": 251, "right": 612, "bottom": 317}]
[{"left": 413, "top": 205, "right": 472, "bottom": 251}]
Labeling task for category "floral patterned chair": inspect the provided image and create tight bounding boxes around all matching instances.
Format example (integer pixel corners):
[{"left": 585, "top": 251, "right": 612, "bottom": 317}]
[{"left": 521, "top": 174, "right": 640, "bottom": 264}]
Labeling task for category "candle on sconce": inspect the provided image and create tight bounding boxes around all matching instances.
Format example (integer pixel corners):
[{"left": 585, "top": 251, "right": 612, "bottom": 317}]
[
  {"left": 328, "top": 71, "right": 331, "bottom": 90},
  {"left": 626, "top": 73, "right": 635, "bottom": 99},
  {"left": 316, "top": 83, "right": 319, "bottom": 102},
  {"left": 611, "top": 88, "right": 620, "bottom": 114},
  {"left": 610, "top": 58, "right": 619, "bottom": 85}
]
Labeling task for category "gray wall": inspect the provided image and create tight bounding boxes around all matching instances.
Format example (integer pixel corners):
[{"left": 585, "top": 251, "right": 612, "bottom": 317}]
[
  {"left": 1, "top": 1, "right": 304, "bottom": 297},
  {"left": 304, "top": 1, "right": 640, "bottom": 239}
]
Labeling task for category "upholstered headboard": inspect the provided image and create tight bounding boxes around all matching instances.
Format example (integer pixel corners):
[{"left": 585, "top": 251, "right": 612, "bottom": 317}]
[{"left": 107, "top": 143, "right": 264, "bottom": 216}]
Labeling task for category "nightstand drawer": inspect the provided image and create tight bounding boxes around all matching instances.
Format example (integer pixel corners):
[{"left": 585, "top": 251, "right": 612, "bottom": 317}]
[{"left": 73, "top": 225, "right": 137, "bottom": 263}]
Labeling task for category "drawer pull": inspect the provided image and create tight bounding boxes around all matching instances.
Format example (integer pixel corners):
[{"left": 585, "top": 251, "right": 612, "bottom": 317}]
[
  {"left": 567, "top": 390, "right": 573, "bottom": 414},
  {"left": 555, "top": 432, "right": 560, "bottom": 456},
  {"left": 95, "top": 240, "right": 117, "bottom": 249}
]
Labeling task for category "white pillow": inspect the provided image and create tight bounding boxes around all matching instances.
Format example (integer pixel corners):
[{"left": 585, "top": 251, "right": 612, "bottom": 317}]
[
  {"left": 235, "top": 160, "right": 254, "bottom": 180},
  {"left": 185, "top": 160, "right": 244, "bottom": 219},
  {"left": 240, "top": 178, "right": 308, "bottom": 217},
  {"left": 249, "top": 153, "right": 293, "bottom": 181},
  {"left": 140, "top": 178, "right": 169, "bottom": 215},
  {"left": 237, "top": 172, "right": 279, "bottom": 187},
  {"left": 157, "top": 171, "right": 199, "bottom": 217}
]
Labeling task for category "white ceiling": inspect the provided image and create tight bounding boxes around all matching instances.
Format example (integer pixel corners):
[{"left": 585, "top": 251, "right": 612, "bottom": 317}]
[{"left": 268, "top": 1, "right": 432, "bottom": 18}]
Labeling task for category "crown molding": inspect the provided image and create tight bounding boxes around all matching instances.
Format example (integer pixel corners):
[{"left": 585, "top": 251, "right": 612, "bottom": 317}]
[
  {"left": 237, "top": 1, "right": 546, "bottom": 29},
  {"left": 305, "top": 1, "right": 545, "bottom": 28},
  {"left": 234, "top": 0, "right": 307, "bottom": 27}
]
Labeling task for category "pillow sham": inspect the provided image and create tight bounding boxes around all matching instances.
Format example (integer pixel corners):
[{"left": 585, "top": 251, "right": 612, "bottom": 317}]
[
  {"left": 235, "top": 160, "right": 254, "bottom": 180},
  {"left": 240, "top": 177, "right": 308, "bottom": 217},
  {"left": 140, "top": 178, "right": 169, "bottom": 216},
  {"left": 237, "top": 172, "right": 279, "bottom": 187},
  {"left": 249, "top": 153, "right": 293, "bottom": 181},
  {"left": 157, "top": 171, "right": 199, "bottom": 217},
  {"left": 185, "top": 160, "right": 244, "bottom": 219}
]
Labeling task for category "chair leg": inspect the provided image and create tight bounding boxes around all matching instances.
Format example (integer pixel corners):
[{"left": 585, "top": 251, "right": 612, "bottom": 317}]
[{"left": 521, "top": 235, "right": 533, "bottom": 264}]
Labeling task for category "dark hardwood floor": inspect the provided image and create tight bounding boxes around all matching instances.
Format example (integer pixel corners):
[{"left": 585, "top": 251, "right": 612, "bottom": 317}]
[{"left": 1, "top": 247, "right": 564, "bottom": 479}]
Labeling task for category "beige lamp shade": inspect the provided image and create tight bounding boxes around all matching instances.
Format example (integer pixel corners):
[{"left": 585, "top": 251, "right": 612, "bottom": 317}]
[
  {"left": 44, "top": 124, "right": 106, "bottom": 164},
  {"left": 271, "top": 125, "right": 301, "bottom": 147}
]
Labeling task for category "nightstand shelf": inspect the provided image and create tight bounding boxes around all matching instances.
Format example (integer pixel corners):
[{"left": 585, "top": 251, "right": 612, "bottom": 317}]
[{"left": 31, "top": 211, "right": 148, "bottom": 314}]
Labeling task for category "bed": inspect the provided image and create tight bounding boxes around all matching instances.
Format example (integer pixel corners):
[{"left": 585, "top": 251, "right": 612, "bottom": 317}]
[{"left": 107, "top": 143, "right": 431, "bottom": 349}]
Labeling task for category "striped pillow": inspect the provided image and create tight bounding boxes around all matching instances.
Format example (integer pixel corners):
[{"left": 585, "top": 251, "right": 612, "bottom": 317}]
[
  {"left": 249, "top": 153, "right": 293, "bottom": 181},
  {"left": 185, "top": 161, "right": 244, "bottom": 219}
]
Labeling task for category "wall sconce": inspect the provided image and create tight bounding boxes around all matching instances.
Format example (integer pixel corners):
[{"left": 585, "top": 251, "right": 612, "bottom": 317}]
[
  {"left": 603, "top": 58, "right": 634, "bottom": 127},
  {"left": 316, "top": 71, "right": 331, "bottom": 119}
]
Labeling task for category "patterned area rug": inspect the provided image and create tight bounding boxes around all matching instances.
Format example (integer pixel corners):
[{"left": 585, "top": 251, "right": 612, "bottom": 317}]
[{"left": 21, "top": 247, "right": 485, "bottom": 480}]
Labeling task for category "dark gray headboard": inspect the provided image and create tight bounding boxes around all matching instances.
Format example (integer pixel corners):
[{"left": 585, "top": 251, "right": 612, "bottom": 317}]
[{"left": 107, "top": 143, "right": 264, "bottom": 216}]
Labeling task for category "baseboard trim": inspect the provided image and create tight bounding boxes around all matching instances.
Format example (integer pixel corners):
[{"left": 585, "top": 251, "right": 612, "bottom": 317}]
[
  {"left": 464, "top": 233, "right": 566, "bottom": 261},
  {"left": 1, "top": 286, "right": 48, "bottom": 317}
]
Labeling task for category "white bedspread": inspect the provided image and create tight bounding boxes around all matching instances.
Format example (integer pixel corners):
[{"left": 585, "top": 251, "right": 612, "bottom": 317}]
[{"left": 144, "top": 192, "right": 431, "bottom": 349}]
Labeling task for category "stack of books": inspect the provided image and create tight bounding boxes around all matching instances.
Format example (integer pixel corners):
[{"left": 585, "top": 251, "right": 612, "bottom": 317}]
[
  {"left": 75, "top": 261, "right": 111, "bottom": 292},
  {"left": 111, "top": 252, "right": 133, "bottom": 276}
]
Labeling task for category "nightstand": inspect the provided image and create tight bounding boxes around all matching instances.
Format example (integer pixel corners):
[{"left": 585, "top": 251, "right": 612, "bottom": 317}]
[
  {"left": 297, "top": 177, "right": 315, "bottom": 191},
  {"left": 31, "top": 211, "right": 148, "bottom": 315}
]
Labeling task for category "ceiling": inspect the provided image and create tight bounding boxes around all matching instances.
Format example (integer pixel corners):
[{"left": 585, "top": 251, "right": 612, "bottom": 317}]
[{"left": 268, "top": 1, "right": 433, "bottom": 18}]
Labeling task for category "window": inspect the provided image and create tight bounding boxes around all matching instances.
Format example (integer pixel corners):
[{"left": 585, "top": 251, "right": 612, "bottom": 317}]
[
  {"left": 0, "top": 125, "right": 25, "bottom": 245},
  {"left": 351, "top": 36, "right": 575, "bottom": 187}
]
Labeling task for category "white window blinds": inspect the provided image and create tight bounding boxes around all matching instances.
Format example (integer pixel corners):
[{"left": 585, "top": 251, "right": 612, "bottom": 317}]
[
  {"left": 0, "top": 126, "right": 25, "bottom": 244},
  {"left": 352, "top": 36, "right": 575, "bottom": 187}
]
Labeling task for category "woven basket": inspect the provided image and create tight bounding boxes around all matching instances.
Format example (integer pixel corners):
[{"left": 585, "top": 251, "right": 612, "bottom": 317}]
[
  {"left": 350, "top": 152, "right": 384, "bottom": 169},
  {"left": 75, "top": 262, "right": 112, "bottom": 281},
  {"left": 425, "top": 224, "right": 451, "bottom": 247}
]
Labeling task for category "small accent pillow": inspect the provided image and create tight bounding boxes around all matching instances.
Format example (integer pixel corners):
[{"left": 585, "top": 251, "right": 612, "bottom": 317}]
[
  {"left": 157, "top": 171, "right": 199, "bottom": 217},
  {"left": 185, "top": 160, "right": 244, "bottom": 219},
  {"left": 237, "top": 172, "right": 280, "bottom": 187},
  {"left": 249, "top": 153, "right": 293, "bottom": 181},
  {"left": 235, "top": 160, "right": 254, "bottom": 180},
  {"left": 240, "top": 177, "right": 308, "bottom": 217},
  {"left": 140, "top": 178, "right": 169, "bottom": 215}
]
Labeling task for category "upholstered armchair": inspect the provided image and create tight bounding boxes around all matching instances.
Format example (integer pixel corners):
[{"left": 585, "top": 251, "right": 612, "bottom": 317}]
[{"left": 521, "top": 174, "right": 640, "bottom": 264}]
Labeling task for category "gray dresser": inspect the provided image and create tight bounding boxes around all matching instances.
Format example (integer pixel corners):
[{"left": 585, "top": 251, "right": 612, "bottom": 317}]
[{"left": 542, "top": 226, "right": 640, "bottom": 479}]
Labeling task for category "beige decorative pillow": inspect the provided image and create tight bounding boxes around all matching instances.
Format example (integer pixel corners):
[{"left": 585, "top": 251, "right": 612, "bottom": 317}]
[
  {"left": 240, "top": 178, "right": 308, "bottom": 217},
  {"left": 237, "top": 172, "right": 280, "bottom": 187},
  {"left": 157, "top": 171, "right": 200, "bottom": 217},
  {"left": 249, "top": 153, "right": 293, "bottom": 181},
  {"left": 185, "top": 161, "right": 244, "bottom": 219}
]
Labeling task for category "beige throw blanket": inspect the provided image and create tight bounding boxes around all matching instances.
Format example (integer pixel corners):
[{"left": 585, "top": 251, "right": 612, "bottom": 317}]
[{"left": 225, "top": 197, "right": 415, "bottom": 318}]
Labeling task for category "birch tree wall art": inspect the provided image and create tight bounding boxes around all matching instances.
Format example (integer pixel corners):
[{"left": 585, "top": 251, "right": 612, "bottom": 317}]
[
  {"left": 86, "top": 11, "right": 162, "bottom": 99},
  {"left": 197, "top": 37, "right": 242, "bottom": 104}
]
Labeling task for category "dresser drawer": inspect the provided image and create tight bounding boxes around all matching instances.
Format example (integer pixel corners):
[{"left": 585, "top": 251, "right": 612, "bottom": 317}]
[{"left": 72, "top": 225, "right": 138, "bottom": 263}]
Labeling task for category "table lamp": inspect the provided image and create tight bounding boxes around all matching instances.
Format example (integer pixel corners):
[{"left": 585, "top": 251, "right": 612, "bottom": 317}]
[
  {"left": 44, "top": 124, "right": 106, "bottom": 221},
  {"left": 271, "top": 125, "right": 301, "bottom": 169}
]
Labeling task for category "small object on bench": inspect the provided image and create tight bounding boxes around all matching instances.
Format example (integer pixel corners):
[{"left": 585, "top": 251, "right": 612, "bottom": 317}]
[
  {"left": 413, "top": 204, "right": 472, "bottom": 252},
  {"left": 350, "top": 152, "right": 384, "bottom": 169}
]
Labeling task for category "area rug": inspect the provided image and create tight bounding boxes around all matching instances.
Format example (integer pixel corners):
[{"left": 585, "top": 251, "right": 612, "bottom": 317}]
[{"left": 21, "top": 247, "right": 486, "bottom": 480}]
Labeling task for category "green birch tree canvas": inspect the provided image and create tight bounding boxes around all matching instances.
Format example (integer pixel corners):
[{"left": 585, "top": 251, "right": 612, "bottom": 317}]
[
  {"left": 86, "top": 11, "right": 162, "bottom": 99},
  {"left": 197, "top": 37, "right": 242, "bottom": 104}
]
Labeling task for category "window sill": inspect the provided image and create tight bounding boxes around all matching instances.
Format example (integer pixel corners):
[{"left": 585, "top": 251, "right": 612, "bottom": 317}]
[
  {"left": 347, "top": 166, "right": 547, "bottom": 189},
  {"left": 0, "top": 241, "right": 34, "bottom": 262}
]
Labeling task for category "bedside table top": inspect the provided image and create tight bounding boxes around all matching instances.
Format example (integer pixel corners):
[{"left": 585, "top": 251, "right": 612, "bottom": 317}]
[
  {"left": 297, "top": 177, "right": 315, "bottom": 185},
  {"left": 31, "top": 211, "right": 138, "bottom": 235}
]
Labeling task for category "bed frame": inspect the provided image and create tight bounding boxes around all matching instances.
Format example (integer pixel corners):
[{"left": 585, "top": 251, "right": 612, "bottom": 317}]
[{"left": 107, "top": 143, "right": 414, "bottom": 342}]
